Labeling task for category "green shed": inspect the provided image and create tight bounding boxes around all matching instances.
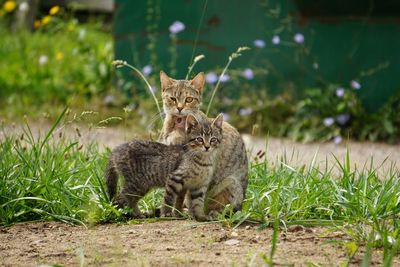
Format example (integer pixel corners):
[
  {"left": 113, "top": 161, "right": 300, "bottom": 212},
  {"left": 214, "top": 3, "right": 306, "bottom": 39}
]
[{"left": 113, "top": 0, "right": 400, "bottom": 111}]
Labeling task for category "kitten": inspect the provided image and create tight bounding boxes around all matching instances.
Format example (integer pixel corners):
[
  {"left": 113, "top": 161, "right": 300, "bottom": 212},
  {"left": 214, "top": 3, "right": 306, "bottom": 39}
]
[
  {"left": 105, "top": 113, "right": 224, "bottom": 221},
  {"left": 159, "top": 71, "right": 248, "bottom": 217}
]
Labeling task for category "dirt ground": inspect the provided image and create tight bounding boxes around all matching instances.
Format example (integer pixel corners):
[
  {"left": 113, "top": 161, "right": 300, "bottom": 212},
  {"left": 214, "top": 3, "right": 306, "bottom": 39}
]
[
  {"left": 1, "top": 221, "right": 398, "bottom": 266},
  {"left": 1, "top": 123, "right": 400, "bottom": 266}
]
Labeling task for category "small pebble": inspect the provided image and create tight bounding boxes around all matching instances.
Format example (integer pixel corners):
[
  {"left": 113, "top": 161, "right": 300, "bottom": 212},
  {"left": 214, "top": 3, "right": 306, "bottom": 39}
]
[
  {"left": 224, "top": 239, "right": 240, "bottom": 246},
  {"left": 231, "top": 231, "right": 238, "bottom": 237}
]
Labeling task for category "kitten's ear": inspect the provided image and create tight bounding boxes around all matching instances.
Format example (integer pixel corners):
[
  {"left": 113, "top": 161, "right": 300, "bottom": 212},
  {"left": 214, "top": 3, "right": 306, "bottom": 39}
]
[
  {"left": 160, "top": 70, "right": 174, "bottom": 91},
  {"left": 190, "top": 72, "right": 205, "bottom": 93},
  {"left": 212, "top": 113, "right": 224, "bottom": 129},
  {"left": 185, "top": 114, "right": 199, "bottom": 132}
]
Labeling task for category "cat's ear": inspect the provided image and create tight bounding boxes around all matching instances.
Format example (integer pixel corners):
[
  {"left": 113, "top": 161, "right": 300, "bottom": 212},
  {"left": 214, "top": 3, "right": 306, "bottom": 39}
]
[
  {"left": 160, "top": 70, "right": 174, "bottom": 91},
  {"left": 185, "top": 114, "right": 199, "bottom": 132},
  {"left": 212, "top": 113, "right": 224, "bottom": 129},
  {"left": 190, "top": 72, "right": 205, "bottom": 93}
]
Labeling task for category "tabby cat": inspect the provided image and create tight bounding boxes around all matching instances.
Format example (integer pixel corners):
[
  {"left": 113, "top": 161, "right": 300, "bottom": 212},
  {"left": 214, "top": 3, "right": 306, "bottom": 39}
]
[
  {"left": 105, "top": 112, "right": 224, "bottom": 220},
  {"left": 159, "top": 71, "right": 248, "bottom": 216}
]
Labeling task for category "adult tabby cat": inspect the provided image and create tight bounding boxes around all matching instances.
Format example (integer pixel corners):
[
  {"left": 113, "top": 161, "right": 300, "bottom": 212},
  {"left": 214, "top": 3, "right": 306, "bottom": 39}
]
[
  {"left": 106, "top": 112, "right": 224, "bottom": 221},
  {"left": 159, "top": 71, "right": 248, "bottom": 216}
]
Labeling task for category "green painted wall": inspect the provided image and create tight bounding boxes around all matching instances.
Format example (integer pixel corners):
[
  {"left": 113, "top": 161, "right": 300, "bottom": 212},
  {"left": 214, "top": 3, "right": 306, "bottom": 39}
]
[{"left": 113, "top": 0, "right": 400, "bottom": 111}]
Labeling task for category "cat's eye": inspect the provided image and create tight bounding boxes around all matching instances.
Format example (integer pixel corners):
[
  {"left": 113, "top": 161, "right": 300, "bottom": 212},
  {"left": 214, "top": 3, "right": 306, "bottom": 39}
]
[
  {"left": 170, "top": 97, "right": 177, "bottom": 102},
  {"left": 196, "top": 137, "right": 203, "bottom": 143},
  {"left": 210, "top": 137, "right": 218, "bottom": 143},
  {"left": 185, "top": 97, "right": 193, "bottom": 103}
]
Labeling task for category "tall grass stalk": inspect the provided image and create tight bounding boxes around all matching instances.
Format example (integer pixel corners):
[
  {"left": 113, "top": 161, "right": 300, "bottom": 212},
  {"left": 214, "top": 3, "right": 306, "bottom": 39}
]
[
  {"left": 185, "top": 54, "right": 205, "bottom": 80},
  {"left": 112, "top": 60, "right": 163, "bottom": 122},
  {"left": 206, "top": 47, "right": 250, "bottom": 115}
]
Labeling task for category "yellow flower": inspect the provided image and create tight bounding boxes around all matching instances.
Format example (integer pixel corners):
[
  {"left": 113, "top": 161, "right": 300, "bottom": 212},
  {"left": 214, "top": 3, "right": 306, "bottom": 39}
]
[
  {"left": 3, "top": 1, "right": 16, "bottom": 13},
  {"left": 41, "top": 15, "right": 51, "bottom": 25},
  {"left": 49, "top": 5, "right": 60, "bottom": 15},
  {"left": 34, "top": 20, "right": 41, "bottom": 28},
  {"left": 56, "top": 52, "right": 64, "bottom": 61}
]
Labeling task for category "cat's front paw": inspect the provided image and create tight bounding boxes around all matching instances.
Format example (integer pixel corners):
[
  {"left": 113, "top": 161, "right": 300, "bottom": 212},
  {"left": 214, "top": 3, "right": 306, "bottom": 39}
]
[
  {"left": 207, "top": 210, "right": 220, "bottom": 220},
  {"left": 131, "top": 210, "right": 145, "bottom": 219},
  {"left": 160, "top": 207, "right": 173, "bottom": 217}
]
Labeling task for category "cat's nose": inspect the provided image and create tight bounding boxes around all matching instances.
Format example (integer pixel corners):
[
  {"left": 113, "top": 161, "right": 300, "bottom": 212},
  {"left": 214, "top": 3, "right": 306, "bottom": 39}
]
[
  {"left": 177, "top": 107, "right": 183, "bottom": 112},
  {"left": 204, "top": 146, "right": 210, "bottom": 151}
]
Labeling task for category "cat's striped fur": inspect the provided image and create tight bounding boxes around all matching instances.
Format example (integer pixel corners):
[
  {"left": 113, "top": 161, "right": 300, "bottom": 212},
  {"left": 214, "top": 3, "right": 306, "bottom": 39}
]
[
  {"left": 159, "top": 71, "right": 248, "bottom": 216},
  {"left": 105, "top": 113, "right": 223, "bottom": 220}
]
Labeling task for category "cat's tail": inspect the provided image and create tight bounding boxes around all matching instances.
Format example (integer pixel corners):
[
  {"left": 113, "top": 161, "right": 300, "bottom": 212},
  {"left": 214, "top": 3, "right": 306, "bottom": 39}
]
[{"left": 105, "top": 158, "right": 118, "bottom": 201}]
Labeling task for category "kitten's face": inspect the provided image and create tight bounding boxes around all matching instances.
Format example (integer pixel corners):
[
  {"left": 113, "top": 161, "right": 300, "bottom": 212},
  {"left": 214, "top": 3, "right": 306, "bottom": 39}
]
[
  {"left": 160, "top": 71, "right": 205, "bottom": 116},
  {"left": 185, "top": 113, "right": 224, "bottom": 153}
]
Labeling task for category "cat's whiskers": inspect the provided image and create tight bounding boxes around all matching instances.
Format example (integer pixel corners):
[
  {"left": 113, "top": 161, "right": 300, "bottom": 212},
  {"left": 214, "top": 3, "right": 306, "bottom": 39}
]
[{"left": 146, "top": 111, "right": 166, "bottom": 131}]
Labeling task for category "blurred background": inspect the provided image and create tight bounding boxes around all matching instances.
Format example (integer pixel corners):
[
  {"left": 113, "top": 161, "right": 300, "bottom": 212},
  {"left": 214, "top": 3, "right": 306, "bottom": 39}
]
[{"left": 1, "top": 0, "right": 399, "bottom": 143}]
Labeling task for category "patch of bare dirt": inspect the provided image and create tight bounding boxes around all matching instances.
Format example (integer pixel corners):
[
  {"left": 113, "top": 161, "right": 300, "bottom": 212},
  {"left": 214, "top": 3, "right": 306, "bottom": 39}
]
[{"left": 1, "top": 221, "right": 397, "bottom": 266}]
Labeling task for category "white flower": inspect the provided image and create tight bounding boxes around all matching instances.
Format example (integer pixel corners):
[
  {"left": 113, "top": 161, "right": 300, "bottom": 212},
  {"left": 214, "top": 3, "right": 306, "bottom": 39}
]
[
  {"left": 242, "top": 68, "right": 254, "bottom": 80},
  {"left": 169, "top": 21, "right": 185, "bottom": 34},
  {"left": 220, "top": 74, "right": 230, "bottom": 83},
  {"left": 142, "top": 65, "right": 152, "bottom": 76},
  {"left": 79, "top": 29, "right": 86, "bottom": 40},
  {"left": 253, "top": 39, "right": 266, "bottom": 48},
  {"left": 351, "top": 80, "right": 361, "bottom": 90},
  {"left": 323, "top": 117, "right": 334, "bottom": 127},
  {"left": 387, "top": 236, "right": 396, "bottom": 244},
  {"left": 271, "top": 35, "right": 280, "bottom": 45},
  {"left": 38, "top": 55, "right": 48, "bottom": 65},
  {"left": 294, "top": 33, "right": 304, "bottom": 44},
  {"left": 313, "top": 63, "right": 319, "bottom": 70},
  {"left": 19, "top": 2, "right": 29, "bottom": 12},
  {"left": 205, "top": 72, "right": 218, "bottom": 84},
  {"left": 333, "top": 136, "right": 342, "bottom": 145},
  {"left": 336, "top": 88, "right": 345, "bottom": 97}
]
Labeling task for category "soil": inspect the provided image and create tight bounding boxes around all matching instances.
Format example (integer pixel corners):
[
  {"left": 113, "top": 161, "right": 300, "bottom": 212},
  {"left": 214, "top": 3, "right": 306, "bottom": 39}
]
[{"left": 1, "top": 221, "right": 398, "bottom": 266}]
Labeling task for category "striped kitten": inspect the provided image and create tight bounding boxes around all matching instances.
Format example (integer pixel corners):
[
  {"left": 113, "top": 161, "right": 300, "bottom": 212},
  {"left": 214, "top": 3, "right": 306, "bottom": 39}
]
[
  {"left": 159, "top": 71, "right": 248, "bottom": 217},
  {"left": 105, "top": 113, "right": 224, "bottom": 220}
]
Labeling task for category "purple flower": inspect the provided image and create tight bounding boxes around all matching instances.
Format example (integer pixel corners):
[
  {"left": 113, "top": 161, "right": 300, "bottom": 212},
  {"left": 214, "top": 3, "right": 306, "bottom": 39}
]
[
  {"left": 222, "top": 97, "right": 233, "bottom": 105},
  {"left": 336, "top": 113, "right": 350, "bottom": 125},
  {"left": 294, "top": 33, "right": 304, "bottom": 44},
  {"left": 253, "top": 39, "right": 266, "bottom": 48},
  {"left": 323, "top": 117, "right": 334, "bottom": 127},
  {"left": 205, "top": 72, "right": 218, "bottom": 84},
  {"left": 351, "top": 80, "right": 361, "bottom": 90},
  {"left": 239, "top": 107, "right": 253, "bottom": 116},
  {"left": 333, "top": 136, "right": 342, "bottom": 145},
  {"left": 242, "top": 68, "right": 254, "bottom": 80},
  {"left": 271, "top": 35, "right": 280, "bottom": 45},
  {"left": 104, "top": 95, "right": 114, "bottom": 105},
  {"left": 169, "top": 21, "right": 185, "bottom": 34},
  {"left": 142, "top": 65, "right": 152, "bottom": 76},
  {"left": 221, "top": 112, "right": 230, "bottom": 122},
  {"left": 150, "top": 85, "right": 157, "bottom": 93},
  {"left": 220, "top": 74, "right": 230, "bottom": 83},
  {"left": 336, "top": 88, "right": 345, "bottom": 97}
]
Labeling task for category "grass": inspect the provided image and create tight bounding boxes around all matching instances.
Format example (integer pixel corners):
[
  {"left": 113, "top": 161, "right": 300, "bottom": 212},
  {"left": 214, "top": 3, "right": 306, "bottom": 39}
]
[{"left": 0, "top": 110, "right": 399, "bottom": 264}]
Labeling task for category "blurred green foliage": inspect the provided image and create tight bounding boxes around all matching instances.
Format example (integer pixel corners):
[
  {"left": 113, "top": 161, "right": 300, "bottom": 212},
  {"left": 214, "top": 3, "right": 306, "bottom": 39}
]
[{"left": 0, "top": 11, "right": 113, "bottom": 107}]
